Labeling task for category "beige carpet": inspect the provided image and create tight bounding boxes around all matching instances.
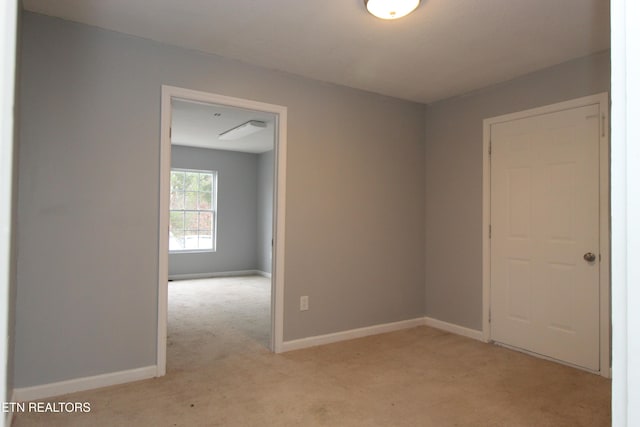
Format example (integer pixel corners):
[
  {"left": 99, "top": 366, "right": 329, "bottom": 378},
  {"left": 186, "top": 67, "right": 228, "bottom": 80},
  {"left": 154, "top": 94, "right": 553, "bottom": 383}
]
[{"left": 13, "top": 276, "right": 610, "bottom": 426}]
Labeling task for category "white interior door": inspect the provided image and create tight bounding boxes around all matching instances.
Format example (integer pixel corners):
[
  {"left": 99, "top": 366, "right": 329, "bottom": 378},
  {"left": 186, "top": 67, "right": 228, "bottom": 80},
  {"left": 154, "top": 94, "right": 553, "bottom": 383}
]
[{"left": 490, "top": 103, "right": 601, "bottom": 371}]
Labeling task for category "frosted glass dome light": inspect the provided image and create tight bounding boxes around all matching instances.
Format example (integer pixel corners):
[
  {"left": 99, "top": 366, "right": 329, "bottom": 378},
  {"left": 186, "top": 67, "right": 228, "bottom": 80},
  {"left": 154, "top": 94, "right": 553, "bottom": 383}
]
[{"left": 364, "top": 0, "right": 421, "bottom": 20}]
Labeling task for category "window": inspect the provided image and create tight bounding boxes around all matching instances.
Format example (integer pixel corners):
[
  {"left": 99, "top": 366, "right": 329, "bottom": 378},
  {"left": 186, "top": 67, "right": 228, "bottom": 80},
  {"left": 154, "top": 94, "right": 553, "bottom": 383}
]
[{"left": 169, "top": 169, "right": 217, "bottom": 252}]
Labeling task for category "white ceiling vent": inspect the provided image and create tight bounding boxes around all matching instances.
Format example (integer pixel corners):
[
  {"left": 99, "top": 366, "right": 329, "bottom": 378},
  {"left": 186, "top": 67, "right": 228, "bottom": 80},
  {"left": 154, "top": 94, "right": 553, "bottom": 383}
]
[{"left": 218, "top": 120, "right": 267, "bottom": 140}]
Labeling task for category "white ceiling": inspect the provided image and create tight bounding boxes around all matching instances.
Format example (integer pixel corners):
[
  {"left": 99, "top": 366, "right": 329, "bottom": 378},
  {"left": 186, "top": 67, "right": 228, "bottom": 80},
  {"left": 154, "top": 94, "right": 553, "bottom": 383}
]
[
  {"left": 171, "top": 100, "right": 275, "bottom": 154},
  {"left": 22, "top": 0, "right": 610, "bottom": 104}
]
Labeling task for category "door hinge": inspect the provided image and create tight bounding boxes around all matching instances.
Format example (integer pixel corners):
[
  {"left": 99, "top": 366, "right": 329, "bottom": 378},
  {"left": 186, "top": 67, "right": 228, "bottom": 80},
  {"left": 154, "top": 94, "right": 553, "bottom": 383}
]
[
  {"left": 601, "top": 114, "right": 605, "bottom": 138},
  {"left": 488, "top": 309, "right": 491, "bottom": 323},
  {"left": 489, "top": 140, "right": 492, "bottom": 157},
  {"left": 489, "top": 224, "right": 492, "bottom": 238}
]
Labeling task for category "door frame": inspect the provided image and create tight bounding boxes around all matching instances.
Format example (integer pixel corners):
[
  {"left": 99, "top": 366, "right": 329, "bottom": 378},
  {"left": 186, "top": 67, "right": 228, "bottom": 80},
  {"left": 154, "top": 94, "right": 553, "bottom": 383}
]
[
  {"left": 482, "top": 92, "right": 610, "bottom": 377},
  {"left": 156, "top": 85, "right": 287, "bottom": 376}
]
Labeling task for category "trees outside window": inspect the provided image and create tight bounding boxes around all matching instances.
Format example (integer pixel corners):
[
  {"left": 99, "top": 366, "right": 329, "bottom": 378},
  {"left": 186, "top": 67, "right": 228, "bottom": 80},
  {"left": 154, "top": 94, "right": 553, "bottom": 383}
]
[{"left": 169, "top": 169, "right": 217, "bottom": 252}]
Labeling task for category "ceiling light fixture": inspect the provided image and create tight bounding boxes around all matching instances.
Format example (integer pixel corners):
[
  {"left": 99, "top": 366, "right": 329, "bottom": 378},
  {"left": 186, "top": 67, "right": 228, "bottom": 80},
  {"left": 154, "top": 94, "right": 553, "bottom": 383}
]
[
  {"left": 364, "top": 0, "right": 420, "bottom": 20},
  {"left": 218, "top": 120, "right": 267, "bottom": 140}
]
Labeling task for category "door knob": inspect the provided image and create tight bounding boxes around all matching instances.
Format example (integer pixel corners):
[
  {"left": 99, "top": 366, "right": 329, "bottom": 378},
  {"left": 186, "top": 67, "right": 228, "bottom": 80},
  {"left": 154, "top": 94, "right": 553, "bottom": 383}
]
[{"left": 583, "top": 252, "right": 597, "bottom": 262}]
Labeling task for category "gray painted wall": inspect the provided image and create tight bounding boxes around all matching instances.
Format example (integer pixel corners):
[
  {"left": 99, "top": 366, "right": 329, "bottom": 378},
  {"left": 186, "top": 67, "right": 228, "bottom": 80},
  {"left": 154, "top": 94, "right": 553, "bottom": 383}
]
[
  {"left": 169, "top": 146, "right": 259, "bottom": 277},
  {"left": 424, "top": 51, "right": 610, "bottom": 330},
  {"left": 15, "top": 13, "right": 426, "bottom": 387},
  {"left": 257, "top": 150, "right": 274, "bottom": 274}
]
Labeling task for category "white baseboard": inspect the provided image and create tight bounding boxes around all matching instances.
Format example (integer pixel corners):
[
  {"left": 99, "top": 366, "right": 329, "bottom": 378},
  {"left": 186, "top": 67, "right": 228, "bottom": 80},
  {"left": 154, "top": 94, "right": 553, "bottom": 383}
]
[
  {"left": 256, "top": 271, "right": 271, "bottom": 279},
  {"left": 423, "top": 317, "right": 485, "bottom": 342},
  {"left": 9, "top": 319, "right": 481, "bottom": 403},
  {"left": 281, "top": 317, "right": 425, "bottom": 352},
  {"left": 169, "top": 270, "right": 261, "bottom": 281},
  {"left": 13, "top": 365, "right": 156, "bottom": 402}
]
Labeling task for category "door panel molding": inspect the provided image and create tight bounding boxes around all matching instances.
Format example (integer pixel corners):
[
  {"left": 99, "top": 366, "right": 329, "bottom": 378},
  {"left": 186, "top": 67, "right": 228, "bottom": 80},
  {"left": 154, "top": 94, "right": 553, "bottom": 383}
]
[{"left": 482, "top": 93, "right": 610, "bottom": 377}]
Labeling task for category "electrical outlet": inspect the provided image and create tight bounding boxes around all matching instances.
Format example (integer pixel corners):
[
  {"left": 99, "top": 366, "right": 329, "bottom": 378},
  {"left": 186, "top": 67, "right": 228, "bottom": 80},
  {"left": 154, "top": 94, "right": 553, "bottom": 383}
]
[{"left": 300, "top": 296, "right": 309, "bottom": 311}]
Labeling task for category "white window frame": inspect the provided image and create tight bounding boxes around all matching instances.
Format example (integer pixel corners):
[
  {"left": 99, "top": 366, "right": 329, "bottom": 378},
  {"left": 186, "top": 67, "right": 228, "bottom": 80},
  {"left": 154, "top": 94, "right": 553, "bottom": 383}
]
[{"left": 168, "top": 168, "right": 218, "bottom": 253}]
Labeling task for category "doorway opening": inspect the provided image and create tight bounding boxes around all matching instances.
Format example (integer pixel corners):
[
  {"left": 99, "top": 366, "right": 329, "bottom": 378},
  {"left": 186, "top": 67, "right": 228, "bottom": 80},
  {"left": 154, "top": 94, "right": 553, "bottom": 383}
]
[{"left": 157, "top": 86, "right": 287, "bottom": 376}]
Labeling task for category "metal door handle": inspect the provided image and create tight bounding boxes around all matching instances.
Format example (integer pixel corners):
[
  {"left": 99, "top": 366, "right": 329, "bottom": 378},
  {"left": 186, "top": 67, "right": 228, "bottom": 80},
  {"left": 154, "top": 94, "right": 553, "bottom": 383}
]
[{"left": 583, "top": 252, "right": 596, "bottom": 262}]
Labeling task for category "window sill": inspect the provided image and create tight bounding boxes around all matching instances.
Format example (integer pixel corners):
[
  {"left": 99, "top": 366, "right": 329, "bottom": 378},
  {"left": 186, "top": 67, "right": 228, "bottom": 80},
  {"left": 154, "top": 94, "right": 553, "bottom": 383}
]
[{"left": 169, "top": 249, "right": 216, "bottom": 254}]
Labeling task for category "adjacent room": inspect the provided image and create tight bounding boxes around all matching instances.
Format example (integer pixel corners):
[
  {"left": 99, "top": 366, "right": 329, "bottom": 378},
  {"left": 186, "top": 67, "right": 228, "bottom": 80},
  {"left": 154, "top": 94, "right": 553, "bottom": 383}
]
[
  {"left": 167, "top": 99, "right": 277, "bottom": 359},
  {"left": 6, "top": 0, "right": 638, "bottom": 426}
]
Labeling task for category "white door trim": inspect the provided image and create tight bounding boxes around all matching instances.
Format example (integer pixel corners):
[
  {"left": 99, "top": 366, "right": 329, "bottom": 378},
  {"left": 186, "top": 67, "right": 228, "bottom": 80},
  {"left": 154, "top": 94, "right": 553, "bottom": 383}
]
[
  {"left": 157, "top": 85, "right": 287, "bottom": 376},
  {"left": 0, "top": 0, "right": 18, "bottom": 422},
  {"left": 482, "top": 93, "right": 610, "bottom": 377}
]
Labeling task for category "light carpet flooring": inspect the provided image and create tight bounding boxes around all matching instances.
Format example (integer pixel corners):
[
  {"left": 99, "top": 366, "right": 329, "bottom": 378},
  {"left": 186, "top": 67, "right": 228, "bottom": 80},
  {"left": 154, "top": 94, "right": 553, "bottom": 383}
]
[{"left": 14, "top": 276, "right": 610, "bottom": 426}]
